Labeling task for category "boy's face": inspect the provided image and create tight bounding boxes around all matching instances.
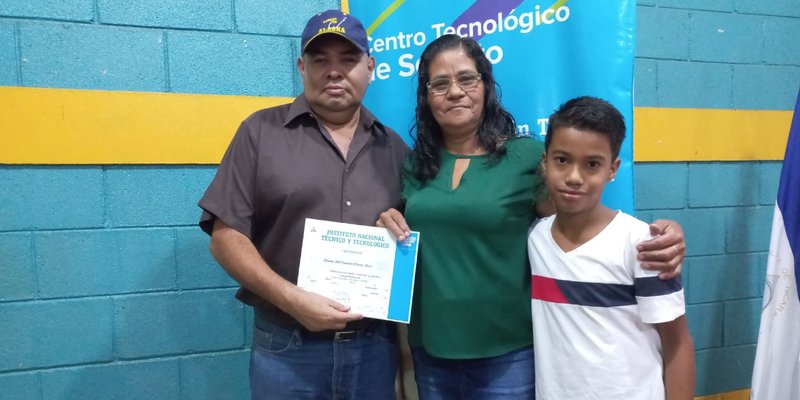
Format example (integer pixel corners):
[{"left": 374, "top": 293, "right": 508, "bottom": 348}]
[{"left": 542, "top": 126, "right": 621, "bottom": 216}]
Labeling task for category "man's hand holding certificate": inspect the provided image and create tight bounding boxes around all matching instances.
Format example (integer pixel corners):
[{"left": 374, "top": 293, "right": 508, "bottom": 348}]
[{"left": 297, "top": 218, "right": 420, "bottom": 323}]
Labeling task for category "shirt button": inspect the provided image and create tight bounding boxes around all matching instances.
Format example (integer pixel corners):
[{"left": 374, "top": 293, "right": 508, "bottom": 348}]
[{"left": 346, "top": 200, "right": 352, "bottom": 206}]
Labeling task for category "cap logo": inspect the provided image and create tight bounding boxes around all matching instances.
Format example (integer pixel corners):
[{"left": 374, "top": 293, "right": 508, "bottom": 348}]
[
  {"left": 302, "top": 11, "right": 367, "bottom": 55},
  {"left": 318, "top": 16, "right": 347, "bottom": 35}
]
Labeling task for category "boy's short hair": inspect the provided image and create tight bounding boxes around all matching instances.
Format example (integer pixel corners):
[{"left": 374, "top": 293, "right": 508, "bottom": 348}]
[{"left": 546, "top": 96, "right": 626, "bottom": 160}]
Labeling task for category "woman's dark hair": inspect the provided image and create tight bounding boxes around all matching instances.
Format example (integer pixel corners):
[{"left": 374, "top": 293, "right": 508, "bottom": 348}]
[{"left": 409, "top": 34, "right": 516, "bottom": 184}]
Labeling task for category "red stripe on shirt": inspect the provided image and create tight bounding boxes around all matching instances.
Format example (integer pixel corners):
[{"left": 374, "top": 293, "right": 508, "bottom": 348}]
[{"left": 532, "top": 275, "right": 569, "bottom": 303}]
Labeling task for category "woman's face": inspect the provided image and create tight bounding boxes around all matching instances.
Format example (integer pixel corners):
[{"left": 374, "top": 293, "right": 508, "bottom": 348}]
[{"left": 426, "top": 47, "right": 485, "bottom": 138}]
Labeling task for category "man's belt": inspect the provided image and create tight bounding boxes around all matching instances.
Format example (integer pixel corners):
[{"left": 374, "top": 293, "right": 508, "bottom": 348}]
[{"left": 254, "top": 306, "right": 381, "bottom": 340}]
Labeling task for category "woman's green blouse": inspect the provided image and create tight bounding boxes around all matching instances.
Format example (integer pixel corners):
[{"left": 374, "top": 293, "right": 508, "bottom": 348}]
[{"left": 404, "top": 137, "right": 546, "bottom": 359}]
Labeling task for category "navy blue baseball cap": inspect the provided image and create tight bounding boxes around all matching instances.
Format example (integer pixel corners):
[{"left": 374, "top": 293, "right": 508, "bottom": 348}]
[{"left": 301, "top": 9, "right": 370, "bottom": 55}]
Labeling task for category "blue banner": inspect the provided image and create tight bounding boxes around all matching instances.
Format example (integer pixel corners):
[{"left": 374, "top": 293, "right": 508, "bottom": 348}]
[{"left": 349, "top": 0, "right": 635, "bottom": 212}]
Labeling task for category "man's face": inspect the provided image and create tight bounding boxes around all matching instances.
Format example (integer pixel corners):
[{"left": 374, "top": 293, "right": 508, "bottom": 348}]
[{"left": 298, "top": 35, "right": 374, "bottom": 116}]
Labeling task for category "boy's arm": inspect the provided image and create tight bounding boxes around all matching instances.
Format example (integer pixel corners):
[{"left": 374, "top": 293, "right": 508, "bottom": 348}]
[{"left": 655, "top": 316, "right": 696, "bottom": 400}]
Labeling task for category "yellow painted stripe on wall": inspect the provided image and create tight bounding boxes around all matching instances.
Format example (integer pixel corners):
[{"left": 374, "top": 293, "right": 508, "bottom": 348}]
[
  {"left": 695, "top": 388, "right": 750, "bottom": 400},
  {"left": 0, "top": 86, "right": 292, "bottom": 164},
  {"left": 0, "top": 87, "right": 792, "bottom": 164},
  {"left": 635, "top": 107, "right": 792, "bottom": 162}
]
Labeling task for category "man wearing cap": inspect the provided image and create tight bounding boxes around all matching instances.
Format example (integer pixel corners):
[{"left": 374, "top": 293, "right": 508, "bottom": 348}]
[{"left": 198, "top": 9, "right": 407, "bottom": 399}]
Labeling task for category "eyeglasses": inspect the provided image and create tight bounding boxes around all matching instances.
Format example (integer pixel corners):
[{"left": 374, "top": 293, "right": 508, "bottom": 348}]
[{"left": 426, "top": 73, "right": 482, "bottom": 95}]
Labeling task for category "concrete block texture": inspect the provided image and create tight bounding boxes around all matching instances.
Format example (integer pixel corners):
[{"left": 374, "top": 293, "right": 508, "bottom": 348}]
[
  {"left": 633, "top": 58, "right": 657, "bottom": 106},
  {"left": 724, "top": 298, "right": 762, "bottom": 346},
  {"left": 634, "top": 162, "right": 688, "bottom": 210},
  {"left": 759, "top": 162, "right": 783, "bottom": 205},
  {"left": 114, "top": 289, "right": 244, "bottom": 358},
  {"left": 735, "top": 0, "right": 800, "bottom": 17},
  {"left": 19, "top": 21, "right": 166, "bottom": 91},
  {"left": 40, "top": 359, "right": 180, "bottom": 400},
  {"left": 0, "top": 233, "right": 34, "bottom": 302},
  {"left": 725, "top": 206, "right": 774, "bottom": 253},
  {"left": 0, "top": 372, "right": 39, "bottom": 400},
  {"left": 636, "top": 6, "right": 690, "bottom": 59},
  {"left": 733, "top": 64, "right": 800, "bottom": 110},
  {"left": 657, "top": 60, "right": 732, "bottom": 109},
  {"left": 235, "top": 0, "right": 338, "bottom": 35},
  {"left": 292, "top": 39, "right": 303, "bottom": 96},
  {"left": 0, "top": 20, "right": 17, "bottom": 85},
  {"left": 35, "top": 229, "right": 177, "bottom": 298},
  {"left": 695, "top": 345, "right": 757, "bottom": 395},
  {"left": 0, "top": 0, "right": 93, "bottom": 21},
  {"left": 657, "top": 0, "right": 735, "bottom": 12},
  {"left": 688, "top": 162, "right": 760, "bottom": 207},
  {"left": 686, "top": 303, "right": 724, "bottom": 349},
  {"left": 97, "top": 0, "right": 232, "bottom": 30},
  {"left": 244, "top": 306, "right": 254, "bottom": 345},
  {"left": 0, "top": 167, "right": 104, "bottom": 231},
  {"left": 168, "top": 30, "right": 295, "bottom": 96},
  {"left": 0, "top": 298, "right": 114, "bottom": 372},
  {"left": 176, "top": 227, "right": 237, "bottom": 290},
  {"left": 763, "top": 17, "right": 800, "bottom": 65},
  {"left": 690, "top": 11, "right": 763, "bottom": 63},
  {"left": 685, "top": 253, "right": 766, "bottom": 303},
  {"left": 105, "top": 166, "right": 216, "bottom": 227}
]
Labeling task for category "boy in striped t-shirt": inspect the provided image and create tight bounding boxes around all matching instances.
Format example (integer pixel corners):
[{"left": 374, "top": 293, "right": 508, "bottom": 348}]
[{"left": 528, "top": 97, "right": 695, "bottom": 399}]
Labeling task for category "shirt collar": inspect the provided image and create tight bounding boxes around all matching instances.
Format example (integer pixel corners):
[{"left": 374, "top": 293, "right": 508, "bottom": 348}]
[{"left": 284, "top": 94, "right": 388, "bottom": 136}]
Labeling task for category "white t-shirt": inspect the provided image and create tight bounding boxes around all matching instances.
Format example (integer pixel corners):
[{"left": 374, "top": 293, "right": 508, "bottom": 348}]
[{"left": 528, "top": 212, "right": 685, "bottom": 400}]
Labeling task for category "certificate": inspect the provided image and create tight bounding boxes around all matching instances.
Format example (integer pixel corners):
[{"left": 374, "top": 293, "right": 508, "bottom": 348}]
[{"left": 296, "top": 218, "right": 420, "bottom": 323}]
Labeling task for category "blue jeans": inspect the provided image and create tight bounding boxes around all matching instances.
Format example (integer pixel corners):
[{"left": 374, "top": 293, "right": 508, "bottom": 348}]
[
  {"left": 412, "top": 345, "right": 535, "bottom": 400},
  {"left": 249, "top": 317, "right": 398, "bottom": 400}
]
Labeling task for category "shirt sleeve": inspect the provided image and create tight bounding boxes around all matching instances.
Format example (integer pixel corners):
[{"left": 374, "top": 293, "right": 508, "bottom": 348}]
[
  {"left": 628, "top": 221, "right": 686, "bottom": 324},
  {"left": 198, "top": 120, "right": 258, "bottom": 239}
]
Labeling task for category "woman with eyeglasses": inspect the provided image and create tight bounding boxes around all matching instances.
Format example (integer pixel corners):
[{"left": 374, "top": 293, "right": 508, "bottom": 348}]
[{"left": 378, "top": 34, "right": 685, "bottom": 399}]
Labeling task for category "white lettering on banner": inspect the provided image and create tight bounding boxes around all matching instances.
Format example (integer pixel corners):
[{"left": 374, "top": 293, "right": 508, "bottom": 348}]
[
  {"left": 503, "top": 13, "right": 518, "bottom": 31},
  {"left": 515, "top": 118, "right": 549, "bottom": 138},
  {"left": 541, "top": 9, "right": 554, "bottom": 24},
  {"left": 374, "top": 62, "right": 391, "bottom": 80},
  {"left": 395, "top": 45, "right": 496, "bottom": 79},
  {"left": 397, "top": 53, "right": 418, "bottom": 77},
  {"left": 537, "top": 118, "right": 549, "bottom": 136},
  {"left": 369, "top": 31, "right": 427, "bottom": 54},
  {"left": 430, "top": 6, "right": 571, "bottom": 39},
  {"left": 380, "top": 45, "right": 502, "bottom": 81},
  {"left": 519, "top": 12, "right": 534, "bottom": 33},
  {"left": 484, "top": 45, "right": 503, "bottom": 64},
  {"left": 367, "top": 6, "right": 571, "bottom": 80},
  {"left": 555, "top": 6, "right": 570, "bottom": 22},
  {"left": 483, "top": 18, "right": 497, "bottom": 34}
]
